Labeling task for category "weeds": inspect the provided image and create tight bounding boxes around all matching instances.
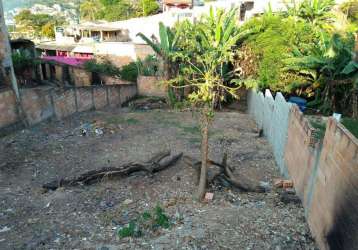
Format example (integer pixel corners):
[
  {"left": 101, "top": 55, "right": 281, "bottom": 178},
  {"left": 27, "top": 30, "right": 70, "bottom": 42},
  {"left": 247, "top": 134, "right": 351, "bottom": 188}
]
[
  {"left": 105, "top": 116, "right": 140, "bottom": 125},
  {"left": 117, "top": 204, "right": 171, "bottom": 239},
  {"left": 310, "top": 120, "right": 327, "bottom": 141},
  {"left": 342, "top": 118, "right": 358, "bottom": 139}
]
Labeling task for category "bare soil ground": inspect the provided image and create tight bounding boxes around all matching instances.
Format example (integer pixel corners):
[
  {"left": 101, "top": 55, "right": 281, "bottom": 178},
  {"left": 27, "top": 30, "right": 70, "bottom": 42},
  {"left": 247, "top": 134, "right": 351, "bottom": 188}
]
[{"left": 0, "top": 108, "right": 316, "bottom": 250}]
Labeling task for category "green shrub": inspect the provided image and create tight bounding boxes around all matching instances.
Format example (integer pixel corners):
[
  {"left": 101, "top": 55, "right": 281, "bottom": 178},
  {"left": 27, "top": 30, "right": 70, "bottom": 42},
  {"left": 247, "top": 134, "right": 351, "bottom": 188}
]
[
  {"left": 153, "top": 205, "right": 170, "bottom": 229},
  {"left": 136, "top": 55, "right": 160, "bottom": 76},
  {"left": 241, "top": 14, "right": 317, "bottom": 91},
  {"left": 119, "top": 62, "right": 138, "bottom": 82},
  {"left": 118, "top": 221, "right": 142, "bottom": 238},
  {"left": 84, "top": 59, "right": 121, "bottom": 77},
  {"left": 117, "top": 204, "right": 171, "bottom": 239},
  {"left": 342, "top": 118, "right": 358, "bottom": 139},
  {"left": 12, "top": 49, "right": 38, "bottom": 72}
]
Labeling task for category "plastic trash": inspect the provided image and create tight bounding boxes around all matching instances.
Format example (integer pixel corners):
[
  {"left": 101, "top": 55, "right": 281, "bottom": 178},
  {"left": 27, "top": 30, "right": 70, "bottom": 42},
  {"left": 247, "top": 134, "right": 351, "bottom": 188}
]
[{"left": 288, "top": 96, "right": 307, "bottom": 112}]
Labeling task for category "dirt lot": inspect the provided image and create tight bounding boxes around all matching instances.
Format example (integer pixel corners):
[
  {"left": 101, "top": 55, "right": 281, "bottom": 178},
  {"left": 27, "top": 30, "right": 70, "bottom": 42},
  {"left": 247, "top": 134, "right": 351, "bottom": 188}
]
[{"left": 0, "top": 107, "right": 316, "bottom": 250}]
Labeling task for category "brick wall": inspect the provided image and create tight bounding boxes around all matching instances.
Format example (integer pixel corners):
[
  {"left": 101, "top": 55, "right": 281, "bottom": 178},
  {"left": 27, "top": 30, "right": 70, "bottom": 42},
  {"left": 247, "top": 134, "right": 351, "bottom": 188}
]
[
  {"left": 93, "top": 87, "right": 107, "bottom": 109},
  {"left": 137, "top": 76, "right": 166, "bottom": 97},
  {"left": 100, "top": 75, "right": 132, "bottom": 85},
  {"left": 52, "top": 88, "right": 77, "bottom": 118},
  {"left": 119, "top": 83, "right": 137, "bottom": 104},
  {"left": 77, "top": 87, "right": 94, "bottom": 112},
  {"left": 248, "top": 89, "right": 358, "bottom": 250},
  {"left": 284, "top": 105, "right": 321, "bottom": 205},
  {"left": 308, "top": 118, "right": 358, "bottom": 250},
  {"left": 20, "top": 87, "right": 53, "bottom": 125},
  {"left": 70, "top": 67, "right": 92, "bottom": 87},
  {"left": 0, "top": 84, "right": 137, "bottom": 131},
  {"left": 0, "top": 89, "right": 18, "bottom": 127}
]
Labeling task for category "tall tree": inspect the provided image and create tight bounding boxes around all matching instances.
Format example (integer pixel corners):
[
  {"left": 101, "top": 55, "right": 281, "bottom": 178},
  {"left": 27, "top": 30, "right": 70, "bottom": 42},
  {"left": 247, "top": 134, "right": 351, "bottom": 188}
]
[{"left": 80, "top": 0, "right": 103, "bottom": 21}]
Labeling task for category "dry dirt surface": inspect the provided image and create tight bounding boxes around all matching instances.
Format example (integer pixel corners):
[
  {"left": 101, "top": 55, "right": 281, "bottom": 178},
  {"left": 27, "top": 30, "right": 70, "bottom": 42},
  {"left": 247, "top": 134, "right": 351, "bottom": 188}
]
[{"left": 0, "top": 108, "right": 317, "bottom": 250}]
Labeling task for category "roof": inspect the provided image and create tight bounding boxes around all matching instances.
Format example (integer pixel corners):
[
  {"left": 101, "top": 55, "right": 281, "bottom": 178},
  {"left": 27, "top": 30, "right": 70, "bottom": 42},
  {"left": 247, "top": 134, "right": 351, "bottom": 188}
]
[
  {"left": 10, "top": 38, "right": 35, "bottom": 46},
  {"left": 41, "top": 56, "right": 90, "bottom": 66},
  {"left": 163, "top": 0, "right": 192, "bottom": 5},
  {"left": 72, "top": 45, "right": 94, "bottom": 53},
  {"left": 36, "top": 42, "right": 76, "bottom": 52},
  {"left": 78, "top": 21, "right": 123, "bottom": 32}
]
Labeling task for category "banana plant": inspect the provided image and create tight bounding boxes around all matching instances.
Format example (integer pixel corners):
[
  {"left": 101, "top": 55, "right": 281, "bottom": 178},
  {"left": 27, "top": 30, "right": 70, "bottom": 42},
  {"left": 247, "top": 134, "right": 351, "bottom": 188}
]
[
  {"left": 137, "top": 22, "right": 178, "bottom": 80},
  {"left": 284, "top": 32, "right": 357, "bottom": 114},
  {"left": 285, "top": 0, "right": 335, "bottom": 26}
]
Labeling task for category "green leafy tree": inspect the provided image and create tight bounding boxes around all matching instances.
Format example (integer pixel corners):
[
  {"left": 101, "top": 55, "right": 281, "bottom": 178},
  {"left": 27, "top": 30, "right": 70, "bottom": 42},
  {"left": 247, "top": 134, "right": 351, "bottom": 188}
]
[
  {"left": 80, "top": 0, "right": 103, "bottom": 21},
  {"left": 14, "top": 10, "right": 65, "bottom": 38},
  {"left": 238, "top": 11, "right": 317, "bottom": 91},
  {"left": 138, "top": 0, "right": 159, "bottom": 16}
]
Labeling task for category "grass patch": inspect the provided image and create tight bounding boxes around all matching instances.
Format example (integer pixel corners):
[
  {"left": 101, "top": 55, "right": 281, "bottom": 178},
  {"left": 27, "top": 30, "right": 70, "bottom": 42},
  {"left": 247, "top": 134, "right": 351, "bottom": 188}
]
[
  {"left": 105, "top": 116, "right": 140, "bottom": 125},
  {"left": 180, "top": 125, "right": 200, "bottom": 135},
  {"left": 342, "top": 118, "right": 358, "bottom": 139},
  {"left": 126, "top": 118, "right": 140, "bottom": 125}
]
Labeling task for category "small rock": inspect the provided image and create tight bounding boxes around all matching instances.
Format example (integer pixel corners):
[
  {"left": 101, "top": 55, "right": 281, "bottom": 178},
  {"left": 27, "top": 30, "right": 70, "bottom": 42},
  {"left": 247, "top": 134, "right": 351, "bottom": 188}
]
[
  {"left": 0, "top": 226, "right": 11, "bottom": 233},
  {"left": 204, "top": 192, "right": 214, "bottom": 202},
  {"left": 123, "top": 199, "right": 133, "bottom": 205}
]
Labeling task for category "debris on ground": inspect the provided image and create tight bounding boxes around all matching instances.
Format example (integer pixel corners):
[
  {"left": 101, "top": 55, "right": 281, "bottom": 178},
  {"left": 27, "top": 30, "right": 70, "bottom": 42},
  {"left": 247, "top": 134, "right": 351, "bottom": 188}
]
[
  {"left": 204, "top": 192, "right": 214, "bottom": 202},
  {"left": 0, "top": 109, "right": 316, "bottom": 249},
  {"left": 274, "top": 179, "right": 294, "bottom": 189},
  {"left": 42, "top": 151, "right": 183, "bottom": 190},
  {"left": 129, "top": 97, "right": 167, "bottom": 110}
]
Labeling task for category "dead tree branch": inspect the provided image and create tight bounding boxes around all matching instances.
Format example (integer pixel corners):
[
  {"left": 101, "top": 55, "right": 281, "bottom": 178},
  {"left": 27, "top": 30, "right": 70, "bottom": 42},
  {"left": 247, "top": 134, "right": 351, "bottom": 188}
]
[
  {"left": 43, "top": 151, "right": 183, "bottom": 191},
  {"left": 184, "top": 154, "right": 267, "bottom": 193}
]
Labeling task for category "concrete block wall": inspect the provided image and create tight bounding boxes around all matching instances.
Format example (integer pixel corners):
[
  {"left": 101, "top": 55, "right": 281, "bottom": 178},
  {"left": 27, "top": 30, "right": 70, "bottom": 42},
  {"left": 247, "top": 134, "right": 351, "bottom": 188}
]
[
  {"left": 248, "top": 89, "right": 358, "bottom": 250},
  {"left": 0, "top": 84, "right": 137, "bottom": 131},
  {"left": 248, "top": 89, "right": 292, "bottom": 175}
]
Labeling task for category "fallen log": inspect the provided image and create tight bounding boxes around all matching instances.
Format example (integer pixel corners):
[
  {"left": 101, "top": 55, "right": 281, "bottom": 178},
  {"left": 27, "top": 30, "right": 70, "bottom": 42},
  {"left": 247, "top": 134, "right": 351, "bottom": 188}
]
[
  {"left": 183, "top": 154, "right": 268, "bottom": 193},
  {"left": 43, "top": 151, "right": 183, "bottom": 191}
]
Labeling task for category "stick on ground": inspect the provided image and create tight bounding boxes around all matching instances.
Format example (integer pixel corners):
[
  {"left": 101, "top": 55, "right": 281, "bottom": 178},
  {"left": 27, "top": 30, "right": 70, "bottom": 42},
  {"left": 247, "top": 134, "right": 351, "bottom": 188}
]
[{"left": 43, "top": 151, "right": 183, "bottom": 191}]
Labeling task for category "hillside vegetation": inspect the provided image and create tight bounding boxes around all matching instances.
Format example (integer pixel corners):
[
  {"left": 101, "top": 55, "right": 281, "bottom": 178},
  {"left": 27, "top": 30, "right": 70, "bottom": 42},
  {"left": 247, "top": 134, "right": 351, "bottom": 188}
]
[{"left": 4, "top": 0, "right": 81, "bottom": 11}]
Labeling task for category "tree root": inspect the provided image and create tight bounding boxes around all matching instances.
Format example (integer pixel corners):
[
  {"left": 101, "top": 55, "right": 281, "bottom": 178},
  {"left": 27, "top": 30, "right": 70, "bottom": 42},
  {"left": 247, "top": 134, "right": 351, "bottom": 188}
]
[
  {"left": 43, "top": 151, "right": 183, "bottom": 191},
  {"left": 183, "top": 154, "right": 268, "bottom": 193}
]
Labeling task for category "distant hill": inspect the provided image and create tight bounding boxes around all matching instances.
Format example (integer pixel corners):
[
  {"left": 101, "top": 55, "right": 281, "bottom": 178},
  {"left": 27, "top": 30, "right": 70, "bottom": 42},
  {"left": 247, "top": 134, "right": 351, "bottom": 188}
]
[{"left": 4, "top": 0, "right": 81, "bottom": 12}]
